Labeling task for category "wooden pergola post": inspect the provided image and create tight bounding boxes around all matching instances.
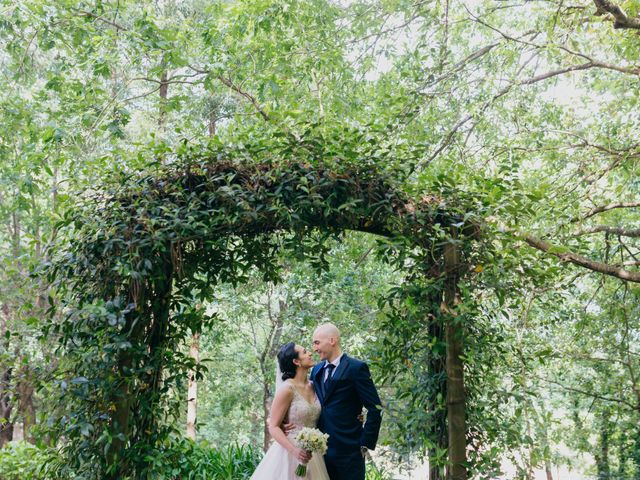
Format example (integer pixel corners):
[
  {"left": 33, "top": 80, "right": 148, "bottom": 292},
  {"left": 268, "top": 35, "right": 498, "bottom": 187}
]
[{"left": 443, "top": 228, "right": 467, "bottom": 480}]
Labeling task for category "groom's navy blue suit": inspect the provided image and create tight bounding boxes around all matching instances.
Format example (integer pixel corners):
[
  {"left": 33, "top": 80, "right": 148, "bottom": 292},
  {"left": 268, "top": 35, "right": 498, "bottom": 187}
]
[{"left": 311, "top": 354, "right": 382, "bottom": 480}]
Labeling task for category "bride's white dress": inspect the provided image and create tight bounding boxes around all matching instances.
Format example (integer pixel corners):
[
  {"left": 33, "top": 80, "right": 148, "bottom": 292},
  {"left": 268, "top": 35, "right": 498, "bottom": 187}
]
[{"left": 250, "top": 381, "right": 330, "bottom": 479}]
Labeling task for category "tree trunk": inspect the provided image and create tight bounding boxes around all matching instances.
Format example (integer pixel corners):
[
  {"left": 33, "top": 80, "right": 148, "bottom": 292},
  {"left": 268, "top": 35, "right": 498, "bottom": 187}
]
[
  {"left": 258, "top": 294, "right": 285, "bottom": 451},
  {"left": 158, "top": 56, "right": 169, "bottom": 128},
  {"left": 0, "top": 368, "right": 13, "bottom": 448},
  {"left": 108, "top": 274, "right": 171, "bottom": 480},
  {"left": 107, "top": 350, "right": 133, "bottom": 477},
  {"left": 186, "top": 333, "right": 200, "bottom": 441},
  {"left": 443, "top": 230, "right": 467, "bottom": 480},
  {"left": 595, "top": 410, "right": 610, "bottom": 480},
  {"left": 632, "top": 425, "right": 640, "bottom": 480},
  {"left": 208, "top": 111, "right": 217, "bottom": 137},
  {"left": 617, "top": 431, "right": 627, "bottom": 478},
  {"left": 541, "top": 421, "right": 554, "bottom": 480},
  {"left": 262, "top": 379, "right": 273, "bottom": 452},
  {"left": 545, "top": 462, "right": 554, "bottom": 480},
  {"left": 524, "top": 407, "right": 534, "bottom": 480},
  {"left": 0, "top": 410, "right": 14, "bottom": 447},
  {"left": 11, "top": 211, "right": 20, "bottom": 260},
  {"left": 0, "top": 310, "right": 13, "bottom": 448},
  {"left": 16, "top": 364, "right": 36, "bottom": 444},
  {"left": 106, "top": 283, "right": 150, "bottom": 477},
  {"left": 427, "top": 288, "right": 447, "bottom": 480}
]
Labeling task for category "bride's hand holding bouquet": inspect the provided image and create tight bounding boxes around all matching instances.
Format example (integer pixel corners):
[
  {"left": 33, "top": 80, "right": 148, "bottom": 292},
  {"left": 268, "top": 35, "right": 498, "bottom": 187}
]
[{"left": 294, "top": 427, "right": 329, "bottom": 477}]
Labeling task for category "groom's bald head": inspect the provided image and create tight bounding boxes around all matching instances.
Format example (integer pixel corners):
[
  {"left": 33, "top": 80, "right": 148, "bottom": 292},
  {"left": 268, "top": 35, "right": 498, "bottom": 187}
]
[
  {"left": 312, "top": 323, "right": 342, "bottom": 362},
  {"left": 314, "top": 323, "right": 340, "bottom": 342}
]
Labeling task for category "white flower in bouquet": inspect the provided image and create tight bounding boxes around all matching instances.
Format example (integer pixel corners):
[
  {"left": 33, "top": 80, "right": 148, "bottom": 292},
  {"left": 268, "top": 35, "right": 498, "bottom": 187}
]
[{"left": 293, "top": 427, "right": 329, "bottom": 477}]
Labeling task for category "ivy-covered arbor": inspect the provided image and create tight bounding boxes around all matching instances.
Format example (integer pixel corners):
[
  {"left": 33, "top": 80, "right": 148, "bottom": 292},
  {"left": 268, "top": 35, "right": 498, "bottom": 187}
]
[{"left": 46, "top": 143, "right": 478, "bottom": 480}]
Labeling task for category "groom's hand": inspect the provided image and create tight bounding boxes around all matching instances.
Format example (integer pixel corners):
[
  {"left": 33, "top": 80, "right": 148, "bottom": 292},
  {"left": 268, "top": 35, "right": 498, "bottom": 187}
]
[
  {"left": 360, "top": 446, "right": 369, "bottom": 459},
  {"left": 282, "top": 422, "right": 296, "bottom": 434}
]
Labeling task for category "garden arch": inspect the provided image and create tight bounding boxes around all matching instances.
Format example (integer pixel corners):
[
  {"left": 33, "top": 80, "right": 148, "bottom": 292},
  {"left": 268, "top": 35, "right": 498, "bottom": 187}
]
[{"left": 48, "top": 148, "right": 477, "bottom": 480}]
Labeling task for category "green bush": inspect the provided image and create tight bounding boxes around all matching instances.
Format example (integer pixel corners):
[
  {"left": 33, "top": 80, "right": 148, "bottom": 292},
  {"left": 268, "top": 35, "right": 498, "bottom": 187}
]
[
  {"left": 0, "top": 441, "right": 63, "bottom": 480},
  {"left": 366, "top": 463, "right": 392, "bottom": 480},
  {"left": 0, "top": 439, "right": 389, "bottom": 480},
  {"left": 149, "top": 440, "right": 262, "bottom": 479},
  {"left": 150, "top": 439, "right": 390, "bottom": 480}
]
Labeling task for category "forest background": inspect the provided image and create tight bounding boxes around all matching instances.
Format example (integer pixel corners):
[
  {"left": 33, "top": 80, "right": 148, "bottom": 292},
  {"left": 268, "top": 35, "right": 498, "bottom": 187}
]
[{"left": 0, "top": 0, "right": 639, "bottom": 479}]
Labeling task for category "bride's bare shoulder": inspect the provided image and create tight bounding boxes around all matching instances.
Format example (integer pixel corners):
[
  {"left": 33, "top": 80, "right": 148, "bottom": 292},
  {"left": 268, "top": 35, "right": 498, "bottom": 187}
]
[
  {"left": 275, "top": 380, "right": 295, "bottom": 396},
  {"left": 271, "top": 383, "right": 294, "bottom": 410}
]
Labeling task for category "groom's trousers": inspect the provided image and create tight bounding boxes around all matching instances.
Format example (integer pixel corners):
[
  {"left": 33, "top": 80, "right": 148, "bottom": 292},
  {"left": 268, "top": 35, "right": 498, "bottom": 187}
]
[{"left": 324, "top": 450, "right": 365, "bottom": 480}]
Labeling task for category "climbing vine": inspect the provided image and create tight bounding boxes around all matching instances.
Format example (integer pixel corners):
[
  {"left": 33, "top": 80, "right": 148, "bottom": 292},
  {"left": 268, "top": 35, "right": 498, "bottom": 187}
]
[{"left": 44, "top": 137, "right": 480, "bottom": 479}]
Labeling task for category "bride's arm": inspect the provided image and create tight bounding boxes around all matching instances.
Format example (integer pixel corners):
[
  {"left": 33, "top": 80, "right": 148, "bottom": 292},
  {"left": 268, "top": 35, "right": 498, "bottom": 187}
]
[{"left": 268, "top": 387, "right": 312, "bottom": 463}]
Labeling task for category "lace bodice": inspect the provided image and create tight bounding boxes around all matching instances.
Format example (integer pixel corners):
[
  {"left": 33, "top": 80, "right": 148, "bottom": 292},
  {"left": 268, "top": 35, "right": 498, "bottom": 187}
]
[{"left": 284, "top": 381, "right": 321, "bottom": 440}]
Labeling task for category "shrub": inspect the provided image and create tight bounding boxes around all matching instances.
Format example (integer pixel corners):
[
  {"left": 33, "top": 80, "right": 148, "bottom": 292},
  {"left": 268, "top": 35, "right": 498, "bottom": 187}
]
[
  {"left": 149, "top": 439, "right": 390, "bottom": 480},
  {"left": 148, "top": 440, "right": 262, "bottom": 479},
  {"left": 366, "top": 463, "right": 392, "bottom": 480},
  {"left": 0, "top": 441, "right": 63, "bottom": 480},
  {"left": 0, "top": 438, "right": 389, "bottom": 480}
]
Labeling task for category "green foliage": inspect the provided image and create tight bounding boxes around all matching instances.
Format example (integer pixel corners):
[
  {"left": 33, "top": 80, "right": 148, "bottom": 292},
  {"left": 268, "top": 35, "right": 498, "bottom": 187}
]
[
  {"left": 365, "top": 464, "right": 393, "bottom": 480},
  {"left": 2, "top": 0, "right": 640, "bottom": 476},
  {"left": 0, "top": 440, "right": 265, "bottom": 480},
  {"left": 0, "top": 442, "right": 63, "bottom": 480},
  {"left": 148, "top": 440, "right": 262, "bottom": 480}
]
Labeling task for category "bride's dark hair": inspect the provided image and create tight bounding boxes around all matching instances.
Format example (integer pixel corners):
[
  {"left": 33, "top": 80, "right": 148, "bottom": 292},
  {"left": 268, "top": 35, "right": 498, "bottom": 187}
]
[{"left": 277, "top": 342, "right": 299, "bottom": 381}]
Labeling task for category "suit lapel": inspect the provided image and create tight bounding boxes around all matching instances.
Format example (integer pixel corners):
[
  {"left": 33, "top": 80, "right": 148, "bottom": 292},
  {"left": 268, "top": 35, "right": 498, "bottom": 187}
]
[
  {"left": 324, "top": 354, "right": 349, "bottom": 402},
  {"left": 311, "top": 364, "right": 325, "bottom": 404}
]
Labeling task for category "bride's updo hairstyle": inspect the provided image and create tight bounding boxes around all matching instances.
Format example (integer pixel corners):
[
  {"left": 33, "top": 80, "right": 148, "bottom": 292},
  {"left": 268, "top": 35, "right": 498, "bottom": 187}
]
[{"left": 278, "top": 342, "right": 299, "bottom": 381}]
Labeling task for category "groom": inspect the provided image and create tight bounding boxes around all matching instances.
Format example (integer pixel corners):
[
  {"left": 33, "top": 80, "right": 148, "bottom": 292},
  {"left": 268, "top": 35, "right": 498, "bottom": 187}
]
[{"left": 311, "top": 323, "right": 382, "bottom": 480}]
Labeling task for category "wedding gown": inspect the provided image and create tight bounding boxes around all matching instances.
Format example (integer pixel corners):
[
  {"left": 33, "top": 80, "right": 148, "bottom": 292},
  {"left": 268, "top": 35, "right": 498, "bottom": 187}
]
[{"left": 250, "top": 381, "right": 330, "bottom": 480}]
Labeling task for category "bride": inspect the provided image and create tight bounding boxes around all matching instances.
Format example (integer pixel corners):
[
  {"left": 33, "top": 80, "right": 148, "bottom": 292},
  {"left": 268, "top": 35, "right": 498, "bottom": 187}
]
[{"left": 250, "top": 342, "right": 330, "bottom": 480}]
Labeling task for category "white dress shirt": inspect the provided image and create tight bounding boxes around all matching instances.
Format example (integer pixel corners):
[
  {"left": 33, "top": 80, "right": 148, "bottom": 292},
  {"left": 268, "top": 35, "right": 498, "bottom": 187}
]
[{"left": 322, "top": 353, "right": 344, "bottom": 382}]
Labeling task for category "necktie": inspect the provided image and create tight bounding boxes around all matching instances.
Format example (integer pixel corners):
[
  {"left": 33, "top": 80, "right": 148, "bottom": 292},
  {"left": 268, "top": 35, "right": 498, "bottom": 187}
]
[{"left": 323, "top": 363, "right": 336, "bottom": 395}]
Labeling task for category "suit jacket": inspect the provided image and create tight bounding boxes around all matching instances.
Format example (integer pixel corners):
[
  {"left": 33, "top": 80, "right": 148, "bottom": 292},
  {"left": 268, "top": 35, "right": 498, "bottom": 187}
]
[{"left": 311, "top": 354, "right": 382, "bottom": 454}]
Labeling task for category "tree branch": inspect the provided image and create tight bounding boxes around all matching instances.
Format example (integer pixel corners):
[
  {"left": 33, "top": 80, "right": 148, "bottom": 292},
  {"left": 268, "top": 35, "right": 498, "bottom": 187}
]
[
  {"left": 130, "top": 76, "right": 202, "bottom": 86},
  {"left": 122, "top": 85, "right": 162, "bottom": 103},
  {"left": 519, "top": 62, "right": 597, "bottom": 85},
  {"left": 556, "top": 46, "right": 640, "bottom": 75},
  {"left": 522, "top": 234, "right": 640, "bottom": 283},
  {"left": 582, "top": 202, "right": 640, "bottom": 219},
  {"left": 186, "top": 65, "right": 270, "bottom": 122},
  {"left": 74, "top": 9, "right": 129, "bottom": 31},
  {"left": 573, "top": 226, "right": 640, "bottom": 238},
  {"left": 470, "top": 9, "right": 640, "bottom": 75},
  {"left": 593, "top": 0, "right": 640, "bottom": 29},
  {"left": 424, "top": 41, "right": 501, "bottom": 90},
  {"left": 538, "top": 375, "right": 638, "bottom": 410},
  {"left": 216, "top": 75, "right": 270, "bottom": 121},
  {"left": 346, "top": 12, "right": 422, "bottom": 45}
]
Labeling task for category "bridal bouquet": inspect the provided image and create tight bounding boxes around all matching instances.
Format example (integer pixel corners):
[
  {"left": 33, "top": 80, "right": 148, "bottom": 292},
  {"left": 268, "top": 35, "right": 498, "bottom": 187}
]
[{"left": 294, "top": 427, "right": 329, "bottom": 477}]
